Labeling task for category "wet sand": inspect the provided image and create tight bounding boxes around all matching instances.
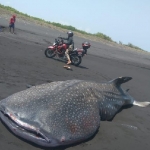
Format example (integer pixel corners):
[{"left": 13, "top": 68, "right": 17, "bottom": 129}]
[{"left": 0, "top": 17, "right": 150, "bottom": 150}]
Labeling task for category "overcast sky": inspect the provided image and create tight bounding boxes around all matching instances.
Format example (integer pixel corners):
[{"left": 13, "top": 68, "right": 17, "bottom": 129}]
[{"left": 0, "top": 0, "right": 150, "bottom": 52}]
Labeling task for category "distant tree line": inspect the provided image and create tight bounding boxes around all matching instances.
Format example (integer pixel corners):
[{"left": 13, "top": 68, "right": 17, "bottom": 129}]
[{"left": 0, "top": 3, "right": 144, "bottom": 51}]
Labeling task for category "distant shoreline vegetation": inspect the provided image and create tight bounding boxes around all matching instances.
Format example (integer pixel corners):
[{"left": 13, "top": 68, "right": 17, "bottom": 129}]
[{"left": 0, "top": 3, "right": 145, "bottom": 51}]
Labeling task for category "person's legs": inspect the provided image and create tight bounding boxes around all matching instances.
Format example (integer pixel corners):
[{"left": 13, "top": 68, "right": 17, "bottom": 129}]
[
  {"left": 12, "top": 23, "right": 15, "bottom": 33},
  {"left": 65, "top": 45, "right": 73, "bottom": 64},
  {"left": 65, "top": 49, "right": 71, "bottom": 64},
  {"left": 9, "top": 23, "right": 15, "bottom": 33}
]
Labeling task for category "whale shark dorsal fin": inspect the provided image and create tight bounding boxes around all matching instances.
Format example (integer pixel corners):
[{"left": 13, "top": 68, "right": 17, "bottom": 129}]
[{"left": 109, "top": 77, "right": 132, "bottom": 86}]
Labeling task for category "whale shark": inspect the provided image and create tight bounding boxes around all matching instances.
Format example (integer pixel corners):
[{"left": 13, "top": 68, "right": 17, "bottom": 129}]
[{"left": 0, "top": 77, "right": 149, "bottom": 147}]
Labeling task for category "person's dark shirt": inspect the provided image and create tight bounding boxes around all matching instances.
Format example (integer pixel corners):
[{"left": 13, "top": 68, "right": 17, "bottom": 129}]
[{"left": 62, "top": 36, "right": 74, "bottom": 48}]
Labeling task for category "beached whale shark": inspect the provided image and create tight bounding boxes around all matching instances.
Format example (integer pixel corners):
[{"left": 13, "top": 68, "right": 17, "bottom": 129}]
[{"left": 0, "top": 77, "right": 149, "bottom": 147}]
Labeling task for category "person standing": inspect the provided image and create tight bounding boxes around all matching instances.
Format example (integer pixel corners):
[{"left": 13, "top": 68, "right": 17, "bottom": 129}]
[{"left": 9, "top": 15, "right": 16, "bottom": 34}]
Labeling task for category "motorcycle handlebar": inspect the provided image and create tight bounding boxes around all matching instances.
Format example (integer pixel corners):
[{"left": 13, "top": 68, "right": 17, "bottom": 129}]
[{"left": 54, "top": 38, "right": 64, "bottom": 45}]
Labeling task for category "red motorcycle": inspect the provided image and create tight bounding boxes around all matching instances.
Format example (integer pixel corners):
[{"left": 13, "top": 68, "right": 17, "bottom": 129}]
[{"left": 45, "top": 38, "right": 90, "bottom": 66}]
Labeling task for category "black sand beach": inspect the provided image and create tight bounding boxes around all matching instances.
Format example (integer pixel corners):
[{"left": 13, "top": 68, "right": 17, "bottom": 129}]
[{"left": 0, "top": 16, "right": 150, "bottom": 150}]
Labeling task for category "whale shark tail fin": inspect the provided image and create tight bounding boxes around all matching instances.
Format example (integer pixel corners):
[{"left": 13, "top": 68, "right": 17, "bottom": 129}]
[
  {"left": 133, "top": 101, "right": 150, "bottom": 107},
  {"left": 110, "top": 77, "right": 132, "bottom": 86}
]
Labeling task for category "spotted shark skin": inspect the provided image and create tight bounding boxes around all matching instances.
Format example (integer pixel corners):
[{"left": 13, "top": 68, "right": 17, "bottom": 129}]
[{"left": 0, "top": 77, "right": 149, "bottom": 147}]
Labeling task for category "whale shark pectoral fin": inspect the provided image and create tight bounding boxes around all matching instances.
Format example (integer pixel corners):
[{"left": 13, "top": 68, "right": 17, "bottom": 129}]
[
  {"left": 133, "top": 101, "right": 150, "bottom": 107},
  {"left": 109, "top": 77, "right": 132, "bottom": 86}
]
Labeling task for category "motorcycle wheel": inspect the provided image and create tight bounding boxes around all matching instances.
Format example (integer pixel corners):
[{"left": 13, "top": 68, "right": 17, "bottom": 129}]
[
  {"left": 71, "top": 55, "right": 82, "bottom": 66},
  {"left": 45, "top": 48, "right": 56, "bottom": 58}
]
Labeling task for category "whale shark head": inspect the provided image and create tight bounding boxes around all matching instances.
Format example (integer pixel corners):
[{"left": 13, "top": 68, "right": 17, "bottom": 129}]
[{"left": 0, "top": 99, "right": 62, "bottom": 147}]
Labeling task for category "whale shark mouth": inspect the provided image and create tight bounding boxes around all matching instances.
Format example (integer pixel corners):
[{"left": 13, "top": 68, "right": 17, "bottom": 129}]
[{"left": 0, "top": 109, "right": 51, "bottom": 143}]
